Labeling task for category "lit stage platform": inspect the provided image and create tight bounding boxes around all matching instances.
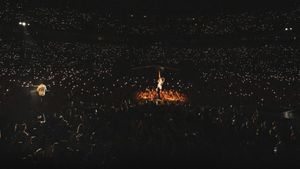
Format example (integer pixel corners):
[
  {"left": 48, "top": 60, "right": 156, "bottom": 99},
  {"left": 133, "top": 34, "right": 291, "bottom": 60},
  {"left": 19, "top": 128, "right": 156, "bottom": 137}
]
[{"left": 135, "top": 88, "right": 188, "bottom": 104}]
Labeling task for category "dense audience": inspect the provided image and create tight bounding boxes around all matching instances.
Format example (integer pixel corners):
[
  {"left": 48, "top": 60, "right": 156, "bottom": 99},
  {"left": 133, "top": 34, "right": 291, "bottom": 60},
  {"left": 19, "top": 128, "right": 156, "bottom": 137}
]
[
  {"left": 0, "top": 37, "right": 299, "bottom": 168},
  {"left": 0, "top": 0, "right": 299, "bottom": 37},
  {"left": 0, "top": 1, "right": 299, "bottom": 169}
]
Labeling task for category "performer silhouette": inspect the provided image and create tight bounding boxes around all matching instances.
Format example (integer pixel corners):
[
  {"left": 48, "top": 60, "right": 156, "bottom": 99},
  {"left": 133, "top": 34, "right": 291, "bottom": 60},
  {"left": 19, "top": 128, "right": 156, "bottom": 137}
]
[{"left": 156, "top": 70, "right": 165, "bottom": 99}]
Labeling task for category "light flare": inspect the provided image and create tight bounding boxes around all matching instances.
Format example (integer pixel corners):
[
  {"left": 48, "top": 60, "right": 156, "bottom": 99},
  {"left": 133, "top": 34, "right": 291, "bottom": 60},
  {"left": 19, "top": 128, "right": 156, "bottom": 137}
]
[{"left": 36, "top": 84, "right": 47, "bottom": 96}]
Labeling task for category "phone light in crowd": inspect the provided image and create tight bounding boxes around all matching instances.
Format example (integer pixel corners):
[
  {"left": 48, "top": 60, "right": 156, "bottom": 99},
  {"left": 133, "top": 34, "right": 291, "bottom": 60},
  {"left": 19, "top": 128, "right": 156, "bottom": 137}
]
[{"left": 19, "top": 22, "right": 30, "bottom": 27}]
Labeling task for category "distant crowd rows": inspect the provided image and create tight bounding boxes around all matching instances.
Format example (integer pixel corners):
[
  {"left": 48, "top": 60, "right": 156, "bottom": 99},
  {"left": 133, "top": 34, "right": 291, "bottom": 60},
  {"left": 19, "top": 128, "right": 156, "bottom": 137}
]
[{"left": 0, "top": 0, "right": 299, "bottom": 37}]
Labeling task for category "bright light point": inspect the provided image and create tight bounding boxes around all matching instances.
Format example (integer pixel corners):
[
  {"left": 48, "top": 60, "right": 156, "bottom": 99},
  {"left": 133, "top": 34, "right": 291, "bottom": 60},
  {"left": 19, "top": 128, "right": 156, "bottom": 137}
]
[
  {"left": 285, "top": 27, "right": 288, "bottom": 31},
  {"left": 19, "top": 22, "right": 29, "bottom": 26},
  {"left": 273, "top": 147, "right": 277, "bottom": 153},
  {"left": 36, "top": 84, "right": 47, "bottom": 96}
]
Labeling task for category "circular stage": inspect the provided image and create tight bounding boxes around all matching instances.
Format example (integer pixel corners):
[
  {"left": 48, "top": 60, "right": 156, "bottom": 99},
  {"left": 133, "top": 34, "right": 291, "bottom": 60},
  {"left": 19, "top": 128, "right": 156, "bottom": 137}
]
[{"left": 135, "top": 88, "right": 188, "bottom": 104}]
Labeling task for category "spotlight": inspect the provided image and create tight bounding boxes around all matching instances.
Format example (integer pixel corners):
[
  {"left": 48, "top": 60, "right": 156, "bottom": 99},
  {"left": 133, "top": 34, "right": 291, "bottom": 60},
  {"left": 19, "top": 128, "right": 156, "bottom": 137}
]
[{"left": 36, "top": 84, "right": 47, "bottom": 96}]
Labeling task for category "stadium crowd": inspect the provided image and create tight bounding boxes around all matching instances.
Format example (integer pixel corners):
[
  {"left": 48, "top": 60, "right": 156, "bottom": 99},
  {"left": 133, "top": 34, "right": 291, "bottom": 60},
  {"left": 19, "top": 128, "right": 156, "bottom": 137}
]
[
  {"left": 0, "top": 0, "right": 299, "bottom": 37},
  {"left": 0, "top": 1, "right": 299, "bottom": 169},
  {"left": 0, "top": 37, "right": 299, "bottom": 168}
]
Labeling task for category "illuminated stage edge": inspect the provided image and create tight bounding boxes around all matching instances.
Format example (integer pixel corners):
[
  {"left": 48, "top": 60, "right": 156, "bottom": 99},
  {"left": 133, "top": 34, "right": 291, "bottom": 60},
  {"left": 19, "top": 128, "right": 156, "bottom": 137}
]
[{"left": 135, "top": 89, "right": 188, "bottom": 104}]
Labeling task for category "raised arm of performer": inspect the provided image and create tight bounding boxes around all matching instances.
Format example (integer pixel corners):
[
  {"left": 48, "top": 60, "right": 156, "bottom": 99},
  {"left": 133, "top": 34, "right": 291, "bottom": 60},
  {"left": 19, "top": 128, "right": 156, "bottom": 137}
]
[{"left": 158, "top": 69, "right": 161, "bottom": 80}]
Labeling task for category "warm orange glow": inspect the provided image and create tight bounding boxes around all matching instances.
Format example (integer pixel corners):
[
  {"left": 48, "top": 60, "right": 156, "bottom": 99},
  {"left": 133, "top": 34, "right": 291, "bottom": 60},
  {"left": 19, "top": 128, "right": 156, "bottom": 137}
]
[
  {"left": 136, "top": 89, "right": 187, "bottom": 103},
  {"left": 36, "top": 84, "right": 47, "bottom": 96}
]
